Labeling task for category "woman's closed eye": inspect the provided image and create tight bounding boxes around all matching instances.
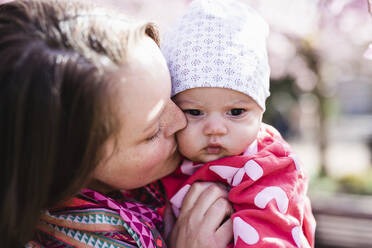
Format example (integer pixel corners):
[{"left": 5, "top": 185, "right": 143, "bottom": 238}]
[
  {"left": 146, "top": 126, "right": 162, "bottom": 141},
  {"left": 227, "top": 108, "right": 246, "bottom": 116},
  {"left": 183, "top": 109, "right": 203, "bottom": 116}
]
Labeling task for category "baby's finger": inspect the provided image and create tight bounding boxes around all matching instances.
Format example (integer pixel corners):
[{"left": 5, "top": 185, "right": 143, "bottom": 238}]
[{"left": 178, "top": 182, "right": 215, "bottom": 217}]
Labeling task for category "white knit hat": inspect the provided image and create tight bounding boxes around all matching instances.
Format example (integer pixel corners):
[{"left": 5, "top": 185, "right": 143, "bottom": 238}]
[{"left": 161, "top": 0, "right": 270, "bottom": 110}]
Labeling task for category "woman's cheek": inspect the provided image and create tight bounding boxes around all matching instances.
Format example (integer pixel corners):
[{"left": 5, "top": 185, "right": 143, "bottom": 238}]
[{"left": 140, "top": 143, "right": 167, "bottom": 171}]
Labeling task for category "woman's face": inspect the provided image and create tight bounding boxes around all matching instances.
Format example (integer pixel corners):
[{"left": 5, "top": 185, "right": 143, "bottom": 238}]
[{"left": 91, "top": 36, "right": 186, "bottom": 192}]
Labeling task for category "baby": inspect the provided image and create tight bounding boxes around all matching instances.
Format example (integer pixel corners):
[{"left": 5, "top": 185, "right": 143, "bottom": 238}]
[{"left": 161, "top": 0, "right": 316, "bottom": 247}]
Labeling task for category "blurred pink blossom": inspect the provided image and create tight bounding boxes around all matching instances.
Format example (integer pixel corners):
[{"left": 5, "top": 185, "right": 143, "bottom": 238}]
[
  {"left": 364, "top": 44, "right": 372, "bottom": 60},
  {"left": 90, "top": 0, "right": 372, "bottom": 83}
]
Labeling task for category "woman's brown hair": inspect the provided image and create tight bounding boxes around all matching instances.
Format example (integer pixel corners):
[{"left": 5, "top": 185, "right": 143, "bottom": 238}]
[{"left": 0, "top": 0, "right": 159, "bottom": 246}]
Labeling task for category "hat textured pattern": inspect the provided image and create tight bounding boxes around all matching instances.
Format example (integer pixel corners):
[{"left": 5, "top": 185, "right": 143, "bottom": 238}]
[{"left": 161, "top": 0, "right": 270, "bottom": 110}]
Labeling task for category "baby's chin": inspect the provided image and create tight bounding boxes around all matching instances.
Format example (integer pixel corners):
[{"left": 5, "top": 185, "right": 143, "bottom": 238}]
[
  {"left": 193, "top": 153, "right": 232, "bottom": 164},
  {"left": 188, "top": 149, "right": 246, "bottom": 163}
]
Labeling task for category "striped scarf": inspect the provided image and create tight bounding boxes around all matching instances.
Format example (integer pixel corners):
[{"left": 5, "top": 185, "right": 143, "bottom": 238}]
[{"left": 26, "top": 184, "right": 167, "bottom": 248}]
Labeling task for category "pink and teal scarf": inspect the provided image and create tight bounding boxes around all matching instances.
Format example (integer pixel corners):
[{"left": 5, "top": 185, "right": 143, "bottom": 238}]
[{"left": 26, "top": 184, "right": 167, "bottom": 248}]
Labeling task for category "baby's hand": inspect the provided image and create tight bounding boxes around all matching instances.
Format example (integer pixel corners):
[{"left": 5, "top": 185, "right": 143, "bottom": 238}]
[{"left": 167, "top": 182, "right": 233, "bottom": 248}]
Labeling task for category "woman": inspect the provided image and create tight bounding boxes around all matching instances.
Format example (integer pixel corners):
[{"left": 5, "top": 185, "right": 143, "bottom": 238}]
[{"left": 0, "top": 0, "right": 232, "bottom": 247}]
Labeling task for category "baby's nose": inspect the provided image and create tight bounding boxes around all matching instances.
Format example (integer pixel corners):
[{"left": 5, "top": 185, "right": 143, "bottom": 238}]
[{"left": 203, "top": 115, "right": 227, "bottom": 136}]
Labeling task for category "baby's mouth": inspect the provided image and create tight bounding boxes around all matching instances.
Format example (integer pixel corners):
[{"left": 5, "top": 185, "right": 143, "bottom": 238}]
[{"left": 205, "top": 144, "right": 223, "bottom": 154}]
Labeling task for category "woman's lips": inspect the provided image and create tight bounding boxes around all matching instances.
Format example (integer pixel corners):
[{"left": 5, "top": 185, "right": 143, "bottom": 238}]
[{"left": 205, "top": 145, "right": 222, "bottom": 154}]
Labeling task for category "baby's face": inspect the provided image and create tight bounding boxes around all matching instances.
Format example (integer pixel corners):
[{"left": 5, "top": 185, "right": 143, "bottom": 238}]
[{"left": 173, "top": 87, "right": 263, "bottom": 163}]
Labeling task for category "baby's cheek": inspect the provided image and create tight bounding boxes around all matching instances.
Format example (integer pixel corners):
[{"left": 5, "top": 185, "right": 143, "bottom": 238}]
[
  {"left": 176, "top": 130, "right": 197, "bottom": 156},
  {"left": 236, "top": 126, "right": 259, "bottom": 147},
  {"left": 176, "top": 131, "right": 189, "bottom": 149}
]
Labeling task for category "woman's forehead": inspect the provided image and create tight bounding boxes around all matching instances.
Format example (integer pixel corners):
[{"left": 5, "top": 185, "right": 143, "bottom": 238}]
[{"left": 111, "top": 44, "right": 170, "bottom": 131}]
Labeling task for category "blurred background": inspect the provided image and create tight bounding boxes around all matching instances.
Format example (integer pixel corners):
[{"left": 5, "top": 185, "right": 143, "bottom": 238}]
[
  {"left": 1, "top": 0, "right": 371, "bottom": 247},
  {"left": 89, "top": 0, "right": 372, "bottom": 185}
]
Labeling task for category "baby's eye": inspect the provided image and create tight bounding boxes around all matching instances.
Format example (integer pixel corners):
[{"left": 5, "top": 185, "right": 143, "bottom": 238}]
[
  {"left": 228, "top": 108, "right": 246, "bottom": 116},
  {"left": 184, "top": 109, "right": 202, "bottom": 116}
]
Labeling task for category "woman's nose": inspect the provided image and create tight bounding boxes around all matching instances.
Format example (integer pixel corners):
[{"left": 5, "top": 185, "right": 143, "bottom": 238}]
[
  {"left": 164, "top": 100, "right": 187, "bottom": 137},
  {"left": 203, "top": 114, "right": 227, "bottom": 136}
]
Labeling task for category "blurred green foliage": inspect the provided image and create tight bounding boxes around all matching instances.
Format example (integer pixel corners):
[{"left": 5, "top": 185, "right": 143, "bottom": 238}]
[
  {"left": 310, "top": 170, "right": 372, "bottom": 195},
  {"left": 338, "top": 171, "right": 372, "bottom": 195}
]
